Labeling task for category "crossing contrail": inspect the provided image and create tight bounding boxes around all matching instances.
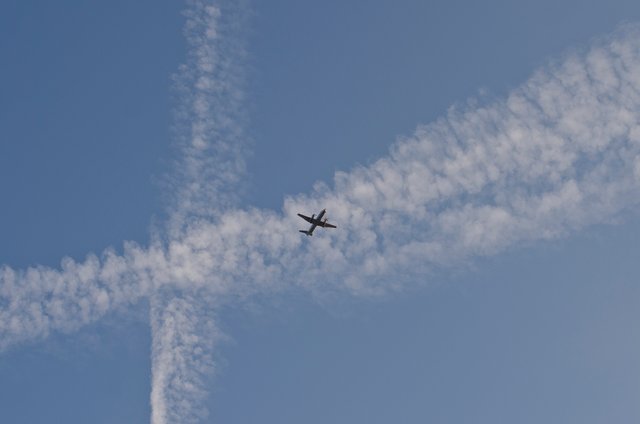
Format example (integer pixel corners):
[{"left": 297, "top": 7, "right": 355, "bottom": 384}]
[{"left": 2, "top": 3, "right": 640, "bottom": 422}]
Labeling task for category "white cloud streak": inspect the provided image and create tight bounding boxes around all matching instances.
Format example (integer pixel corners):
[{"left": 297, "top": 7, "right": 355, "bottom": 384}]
[
  {"left": 2, "top": 14, "right": 640, "bottom": 424},
  {"left": 167, "top": 0, "right": 250, "bottom": 234},
  {"left": 150, "top": 289, "right": 222, "bottom": 424},
  {"left": 0, "top": 242, "right": 162, "bottom": 350},
  {"left": 152, "top": 1, "right": 250, "bottom": 422}
]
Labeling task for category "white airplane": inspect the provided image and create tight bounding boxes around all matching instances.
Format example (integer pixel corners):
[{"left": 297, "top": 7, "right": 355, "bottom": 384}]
[{"left": 297, "top": 208, "right": 337, "bottom": 236}]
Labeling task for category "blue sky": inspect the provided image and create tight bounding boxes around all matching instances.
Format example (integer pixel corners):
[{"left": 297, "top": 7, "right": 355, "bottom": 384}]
[{"left": 1, "top": 1, "right": 640, "bottom": 423}]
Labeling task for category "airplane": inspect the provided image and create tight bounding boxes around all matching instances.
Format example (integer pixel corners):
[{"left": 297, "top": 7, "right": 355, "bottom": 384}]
[{"left": 297, "top": 208, "right": 337, "bottom": 236}]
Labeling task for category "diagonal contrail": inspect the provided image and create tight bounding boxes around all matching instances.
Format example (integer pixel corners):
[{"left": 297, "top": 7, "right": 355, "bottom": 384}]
[{"left": 2, "top": 4, "right": 640, "bottom": 423}]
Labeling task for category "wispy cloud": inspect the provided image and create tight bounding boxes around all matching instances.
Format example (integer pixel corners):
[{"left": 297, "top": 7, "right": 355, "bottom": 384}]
[{"left": 2, "top": 8, "right": 640, "bottom": 424}]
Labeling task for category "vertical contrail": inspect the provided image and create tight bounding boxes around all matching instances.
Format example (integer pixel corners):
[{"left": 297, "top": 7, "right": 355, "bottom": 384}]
[
  {"left": 167, "top": 0, "right": 250, "bottom": 234},
  {"left": 150, "top": 289, "right": 222, "bottom": 424},
  {"left": 151, "top": 0, "right": 250, "bottom": 422}
]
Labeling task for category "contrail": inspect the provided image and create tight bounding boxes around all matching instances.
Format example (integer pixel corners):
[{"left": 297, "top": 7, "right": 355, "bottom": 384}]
[
  {"left": 167, "top": 0, "right": 251, "bottom": 234},
  {"left": 151, "top": 288, "right": 223, "bottom": 424},
  {"left": 151, "top": 0, "right": 250, "bottom": 422},
  {"left": 2, "top": 10, "right": 640, "bottom": 424},
  {"left": 0, "top": 241, "right": 162, "bottom": 350}
]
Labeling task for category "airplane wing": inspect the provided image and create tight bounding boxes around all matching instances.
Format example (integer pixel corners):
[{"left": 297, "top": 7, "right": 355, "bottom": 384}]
[
  {"left": 318, "top": 221, "right": 337, "bottom": 228},
  {"left": 297, "top": 213, "right": 314, "bottom": 224}
]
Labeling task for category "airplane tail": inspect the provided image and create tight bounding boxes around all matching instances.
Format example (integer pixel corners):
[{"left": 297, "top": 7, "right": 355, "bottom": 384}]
[{"left": 299, "top": 230, "right": 312, "bottom": 236}]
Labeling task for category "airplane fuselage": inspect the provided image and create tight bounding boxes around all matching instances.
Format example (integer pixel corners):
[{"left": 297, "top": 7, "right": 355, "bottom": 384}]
[{"left": 304, "top": 209, "right": 325, "bottom": 235}]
